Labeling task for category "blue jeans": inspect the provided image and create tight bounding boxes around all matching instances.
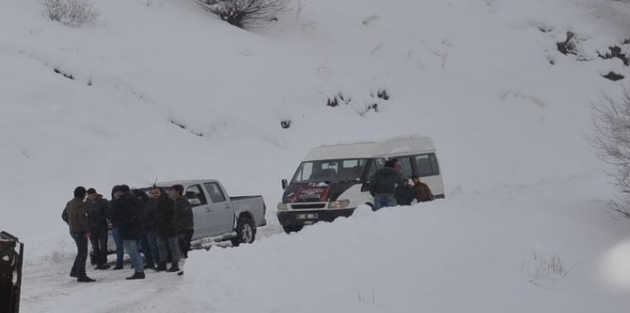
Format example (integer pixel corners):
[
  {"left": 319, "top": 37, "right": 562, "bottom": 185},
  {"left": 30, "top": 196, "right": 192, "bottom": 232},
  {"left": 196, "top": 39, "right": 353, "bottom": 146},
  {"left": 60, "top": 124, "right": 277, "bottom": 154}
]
[
  {"left": 123, "top": 240, "right": 143, "bottom": 274},
  {"left": 112, "top": 227, "right": 124, "bottom": 267},
  {"left": 140, "top": 231, "right": 159, "bottom": 267},
  {"left": 373, "top": 194, "right": 396, "bottom": 211}
]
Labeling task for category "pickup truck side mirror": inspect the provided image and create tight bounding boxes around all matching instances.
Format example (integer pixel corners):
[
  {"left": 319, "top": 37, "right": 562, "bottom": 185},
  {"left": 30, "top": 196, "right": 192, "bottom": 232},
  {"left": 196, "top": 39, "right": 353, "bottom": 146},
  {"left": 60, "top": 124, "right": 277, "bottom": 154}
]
[{"left": 281, "top": 179, "right": 288, "bottom": 190}]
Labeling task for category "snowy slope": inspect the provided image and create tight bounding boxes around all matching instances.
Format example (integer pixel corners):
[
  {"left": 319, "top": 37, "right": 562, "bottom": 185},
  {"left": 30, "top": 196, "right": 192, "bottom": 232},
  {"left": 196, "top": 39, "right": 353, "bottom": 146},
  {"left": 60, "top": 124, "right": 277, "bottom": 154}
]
[{"left": 2, "top": 0, "right": 630, "bottom": 312}]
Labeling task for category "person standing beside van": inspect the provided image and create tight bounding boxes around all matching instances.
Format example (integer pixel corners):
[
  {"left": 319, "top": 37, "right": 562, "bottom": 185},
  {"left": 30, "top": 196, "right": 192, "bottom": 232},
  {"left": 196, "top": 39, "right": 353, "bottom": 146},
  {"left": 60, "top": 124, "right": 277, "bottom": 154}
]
[
  {"left": 394, "top": 179, "right": 414, "bottom": 206},
  {"left": 411, "top": 175, "right": 434, "bottom": 202},
  {"left": 370, "top": 159, "right": 404, "bottom": 211}
]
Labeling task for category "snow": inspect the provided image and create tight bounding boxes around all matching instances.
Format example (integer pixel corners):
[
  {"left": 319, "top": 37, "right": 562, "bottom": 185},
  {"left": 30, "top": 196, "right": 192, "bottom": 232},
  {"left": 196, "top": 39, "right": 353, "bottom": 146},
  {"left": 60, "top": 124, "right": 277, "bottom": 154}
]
[{"left": 1, "top": 0, "right": 630, "bottom": 312}]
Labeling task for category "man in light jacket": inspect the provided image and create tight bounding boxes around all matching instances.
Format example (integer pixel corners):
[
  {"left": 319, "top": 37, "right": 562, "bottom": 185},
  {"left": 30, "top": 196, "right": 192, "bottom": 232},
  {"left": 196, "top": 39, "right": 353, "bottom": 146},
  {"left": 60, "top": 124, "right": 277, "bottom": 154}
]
[{"left": 62, "top": 186, "right": 95, "bottom": 282}]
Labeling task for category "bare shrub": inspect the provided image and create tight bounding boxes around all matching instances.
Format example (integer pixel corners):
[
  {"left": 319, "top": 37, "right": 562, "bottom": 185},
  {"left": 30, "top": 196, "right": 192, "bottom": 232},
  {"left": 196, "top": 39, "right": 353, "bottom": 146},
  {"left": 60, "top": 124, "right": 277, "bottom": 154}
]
[
  {"left": 280, "top": 119, "right": 291, "bottom": 129},
  {"left": 41, "top": 0, "right": 99, "bottom": 27},
  {"left": 603, "top": 71, "right": 625, "bottom": 81},
  {"left": 590, "top": 87, "right": 630, "bottom": 216},
  {"left": 527, "top": 252, "right": 573, "bottom": 288},
  {"left": 597, "top": 45, "right": 629, "bottom": 66},
  {"left": 195, "top": 0, "right": 289, "bottom": 29},
  {"left": 557, "top": 31, "right": 578, "bottom": 55}
]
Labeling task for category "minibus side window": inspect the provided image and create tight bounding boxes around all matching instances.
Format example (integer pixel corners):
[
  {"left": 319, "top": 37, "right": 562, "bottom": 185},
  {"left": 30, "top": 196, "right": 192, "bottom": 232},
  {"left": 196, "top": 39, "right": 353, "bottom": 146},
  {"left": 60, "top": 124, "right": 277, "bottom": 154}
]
[
  {"left": 397, "top": 157, "right": 413, "bottom": 178},
  {"left": 413, "top": 153, "right": 440, "bottom": 177}
]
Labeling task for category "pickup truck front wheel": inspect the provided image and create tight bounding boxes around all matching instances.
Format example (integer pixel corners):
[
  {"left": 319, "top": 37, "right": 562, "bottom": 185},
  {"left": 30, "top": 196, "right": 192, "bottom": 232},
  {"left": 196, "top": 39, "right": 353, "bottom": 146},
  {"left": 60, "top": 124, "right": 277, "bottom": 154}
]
[{"left": 231, "top": 216, "right": 256, "bottom": 247}]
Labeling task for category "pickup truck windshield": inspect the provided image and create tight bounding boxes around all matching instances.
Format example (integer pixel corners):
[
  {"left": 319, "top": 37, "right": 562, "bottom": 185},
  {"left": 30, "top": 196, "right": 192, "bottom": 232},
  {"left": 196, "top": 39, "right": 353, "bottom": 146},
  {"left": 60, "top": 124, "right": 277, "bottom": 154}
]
[{"left": 291, "top": 158, "right": 368, "bottom": 183}]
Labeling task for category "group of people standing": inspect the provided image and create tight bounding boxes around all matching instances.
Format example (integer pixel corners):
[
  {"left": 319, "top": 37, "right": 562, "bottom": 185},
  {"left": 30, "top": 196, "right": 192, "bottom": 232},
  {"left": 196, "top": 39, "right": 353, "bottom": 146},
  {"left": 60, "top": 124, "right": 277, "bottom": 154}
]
[
  {"left": 370, "top": 158, "right": 435, "bottom": 211},
  {"left": 62, "top": 184, "right": 194, "bottom": 282}
]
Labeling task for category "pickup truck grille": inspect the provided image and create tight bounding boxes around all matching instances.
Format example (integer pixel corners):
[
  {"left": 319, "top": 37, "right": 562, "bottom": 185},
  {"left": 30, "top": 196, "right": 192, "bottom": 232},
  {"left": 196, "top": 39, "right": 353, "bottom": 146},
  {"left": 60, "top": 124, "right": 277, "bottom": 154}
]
[{"left": 290, "top": 203, "right": 326, "bottom": 210}]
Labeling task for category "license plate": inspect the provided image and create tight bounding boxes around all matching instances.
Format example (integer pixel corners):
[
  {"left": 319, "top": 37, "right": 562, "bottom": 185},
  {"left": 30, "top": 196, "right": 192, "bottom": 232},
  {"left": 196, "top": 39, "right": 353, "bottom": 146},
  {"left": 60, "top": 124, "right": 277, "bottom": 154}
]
[{"left": 297, "top": 213, "right": 318, "bottom": 220}]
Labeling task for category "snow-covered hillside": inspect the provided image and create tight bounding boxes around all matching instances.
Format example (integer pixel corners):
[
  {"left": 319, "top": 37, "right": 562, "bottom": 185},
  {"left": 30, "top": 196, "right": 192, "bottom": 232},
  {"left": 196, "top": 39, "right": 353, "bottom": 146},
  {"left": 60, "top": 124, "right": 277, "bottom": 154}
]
[{"left": 2, "top": 0, "right": 630, "bottom": 312}]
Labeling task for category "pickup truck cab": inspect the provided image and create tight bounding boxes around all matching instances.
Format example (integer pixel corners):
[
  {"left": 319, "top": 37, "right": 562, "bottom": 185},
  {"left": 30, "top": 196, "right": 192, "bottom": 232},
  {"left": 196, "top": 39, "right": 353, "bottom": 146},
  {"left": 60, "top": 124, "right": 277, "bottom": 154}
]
[
  {"left": 151, "top": 179, "right": 267, "bottom": 247},
  {"left": 277, "top": 135, "right": 443, "bottom": 233}
]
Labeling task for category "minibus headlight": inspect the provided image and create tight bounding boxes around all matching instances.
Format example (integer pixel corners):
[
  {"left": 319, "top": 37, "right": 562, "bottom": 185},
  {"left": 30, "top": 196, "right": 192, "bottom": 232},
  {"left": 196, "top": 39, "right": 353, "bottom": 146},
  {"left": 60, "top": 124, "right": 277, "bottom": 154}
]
[
  {"left": 329, "top": 199, "right": 350, "bottom": 209},
  {"left": 277, "top": 203, "right": 288, "bottom": 211}
]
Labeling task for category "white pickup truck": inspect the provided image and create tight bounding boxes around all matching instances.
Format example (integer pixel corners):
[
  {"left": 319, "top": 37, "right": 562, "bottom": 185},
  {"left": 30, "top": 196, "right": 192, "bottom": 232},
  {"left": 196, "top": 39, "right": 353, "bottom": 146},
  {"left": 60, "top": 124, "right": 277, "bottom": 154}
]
[{"left": 151, "top": 179, "right": 267, "bottom": 247}]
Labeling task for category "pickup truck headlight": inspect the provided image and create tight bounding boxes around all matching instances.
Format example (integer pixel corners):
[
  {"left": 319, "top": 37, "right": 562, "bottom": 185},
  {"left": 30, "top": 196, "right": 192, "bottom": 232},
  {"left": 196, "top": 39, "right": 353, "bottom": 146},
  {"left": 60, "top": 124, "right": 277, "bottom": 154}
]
[
  {"left": 329, "top": 199, "right": 350, "bottom": 209},
  {"left": 277, "top": 203, "right": 289, "bottom": 211}
]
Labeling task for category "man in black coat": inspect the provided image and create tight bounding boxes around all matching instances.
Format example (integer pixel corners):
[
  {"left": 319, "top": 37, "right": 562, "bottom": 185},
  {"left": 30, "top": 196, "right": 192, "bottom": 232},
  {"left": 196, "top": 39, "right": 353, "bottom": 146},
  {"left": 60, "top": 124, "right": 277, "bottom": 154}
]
[
  {"left": 172, "top": 185, "right": 194, "bottom": 261},
  {"left": 152, "top": 187, "right": 180, "bottom": 272},
  {"left": 85, "top": 188, "right": 110, "bottom": 270},
  {"left": 135, "top": 190, "right": 159, "bottom": 270},
  {"left": 394, "top": 179, "right": 415, "bottom": 206},
  {"left": 107, "top": 185, "right": 125, "bottom": 270},
  {"left": 370, "top": 159, "right": 404, "bottom": 211},
  {"left": 116, "top": 185, "right": 146, "bottom": 280}
]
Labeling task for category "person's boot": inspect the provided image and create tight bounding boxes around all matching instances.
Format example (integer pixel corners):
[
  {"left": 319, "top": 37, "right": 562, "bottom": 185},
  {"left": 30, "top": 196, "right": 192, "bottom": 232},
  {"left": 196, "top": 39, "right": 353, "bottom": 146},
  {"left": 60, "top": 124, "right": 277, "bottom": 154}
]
[
  {"left": 144, "top": 263, "right": 155, "bottom": 270},
  {"left": 77, "top": 275, "right": 96, "bottom": 283},
  {"left": 126, "top": 271, "right": 146, "bottom": 280},
  {"left": 96, "top": 264, "right": 111, "bottom": 270},
  {"left": 113, "top": 263, "right": 123, "bottom": 270},
  {"left": 166, "top": 265, "right": 180, "bottom": 273},
  {"left": 156, "top": 262, "right": 167, "bottom": 272}
]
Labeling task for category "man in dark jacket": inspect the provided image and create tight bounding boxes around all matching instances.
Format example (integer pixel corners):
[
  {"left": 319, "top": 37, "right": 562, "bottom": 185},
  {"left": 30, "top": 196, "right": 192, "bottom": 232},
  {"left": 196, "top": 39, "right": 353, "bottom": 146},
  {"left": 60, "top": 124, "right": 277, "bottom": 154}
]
[
  {"left": 116, "top": 185, "right": 146, "bottom": 280},
  {"left": 370, "top": 159, "right": 404, "bottom": 211},
  {"left": 62, "top": 186, "right": 95, "bottom": 282},
  {"left": 172, "top": 184, "right": 194, "bottom": 262},
  {"left": 135, "top": 190, "right": 159, "bottom": 270},
  {"left": 394, "top": 179, "right": 415, "bottom": 206},
  {"left": 152, "top": 187, "right": 180, "bottom": 272},
  {"left": 107, "top": 185, "right": 125, "bottom": 270},
  {"left": 85, "top": 188, "right": 110, "bottom": 270}
]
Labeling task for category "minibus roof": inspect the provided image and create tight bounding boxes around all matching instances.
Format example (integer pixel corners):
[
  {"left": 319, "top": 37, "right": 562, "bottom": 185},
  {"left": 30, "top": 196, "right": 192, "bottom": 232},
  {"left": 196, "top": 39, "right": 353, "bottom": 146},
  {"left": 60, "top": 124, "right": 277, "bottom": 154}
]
[
  {"left": 374, "top": 135, "right": 435, "bottom": 157},
  {"left": 302, "top": 135, "right": 435, "bottom": 162},
  {"left": 303, "top": 141, "right": 379, "bottom": 161}
]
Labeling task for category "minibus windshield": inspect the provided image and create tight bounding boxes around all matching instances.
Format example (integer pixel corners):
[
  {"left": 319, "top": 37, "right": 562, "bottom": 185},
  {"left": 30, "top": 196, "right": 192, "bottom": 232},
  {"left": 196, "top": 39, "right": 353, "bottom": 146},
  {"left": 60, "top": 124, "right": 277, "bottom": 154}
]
[{"left": 291, "top": 158, "right": 368, "bottom": 183}]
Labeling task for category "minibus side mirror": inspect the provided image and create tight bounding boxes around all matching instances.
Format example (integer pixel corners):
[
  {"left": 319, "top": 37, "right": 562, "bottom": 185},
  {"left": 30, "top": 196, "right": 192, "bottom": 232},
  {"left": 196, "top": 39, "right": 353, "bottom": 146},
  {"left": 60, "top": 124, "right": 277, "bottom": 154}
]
[{"left": 281, "top": 179, "right": 288, "bottom": 190}]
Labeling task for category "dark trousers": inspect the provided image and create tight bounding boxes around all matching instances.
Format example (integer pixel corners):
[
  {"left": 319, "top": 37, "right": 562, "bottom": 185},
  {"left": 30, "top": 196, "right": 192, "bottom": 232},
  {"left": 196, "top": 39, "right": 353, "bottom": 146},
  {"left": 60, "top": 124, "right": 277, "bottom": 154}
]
[
  {"left": 0, "top": 274, "right": 14, "bottom": 313},
  {"left": 89, "top": 228, "right": 108, "bottom": 266},
  {"left": 157, "top": 235, "right": 179, "bottom": 266},
  {"left": 177, "top": 229, "right": 194, "bottom": 258},
  {"left": 140, "top": 231, "right": 159, "bottom": 267},
  {"left": 70, "top": 232, "right": 88, "bottom": 277}
]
